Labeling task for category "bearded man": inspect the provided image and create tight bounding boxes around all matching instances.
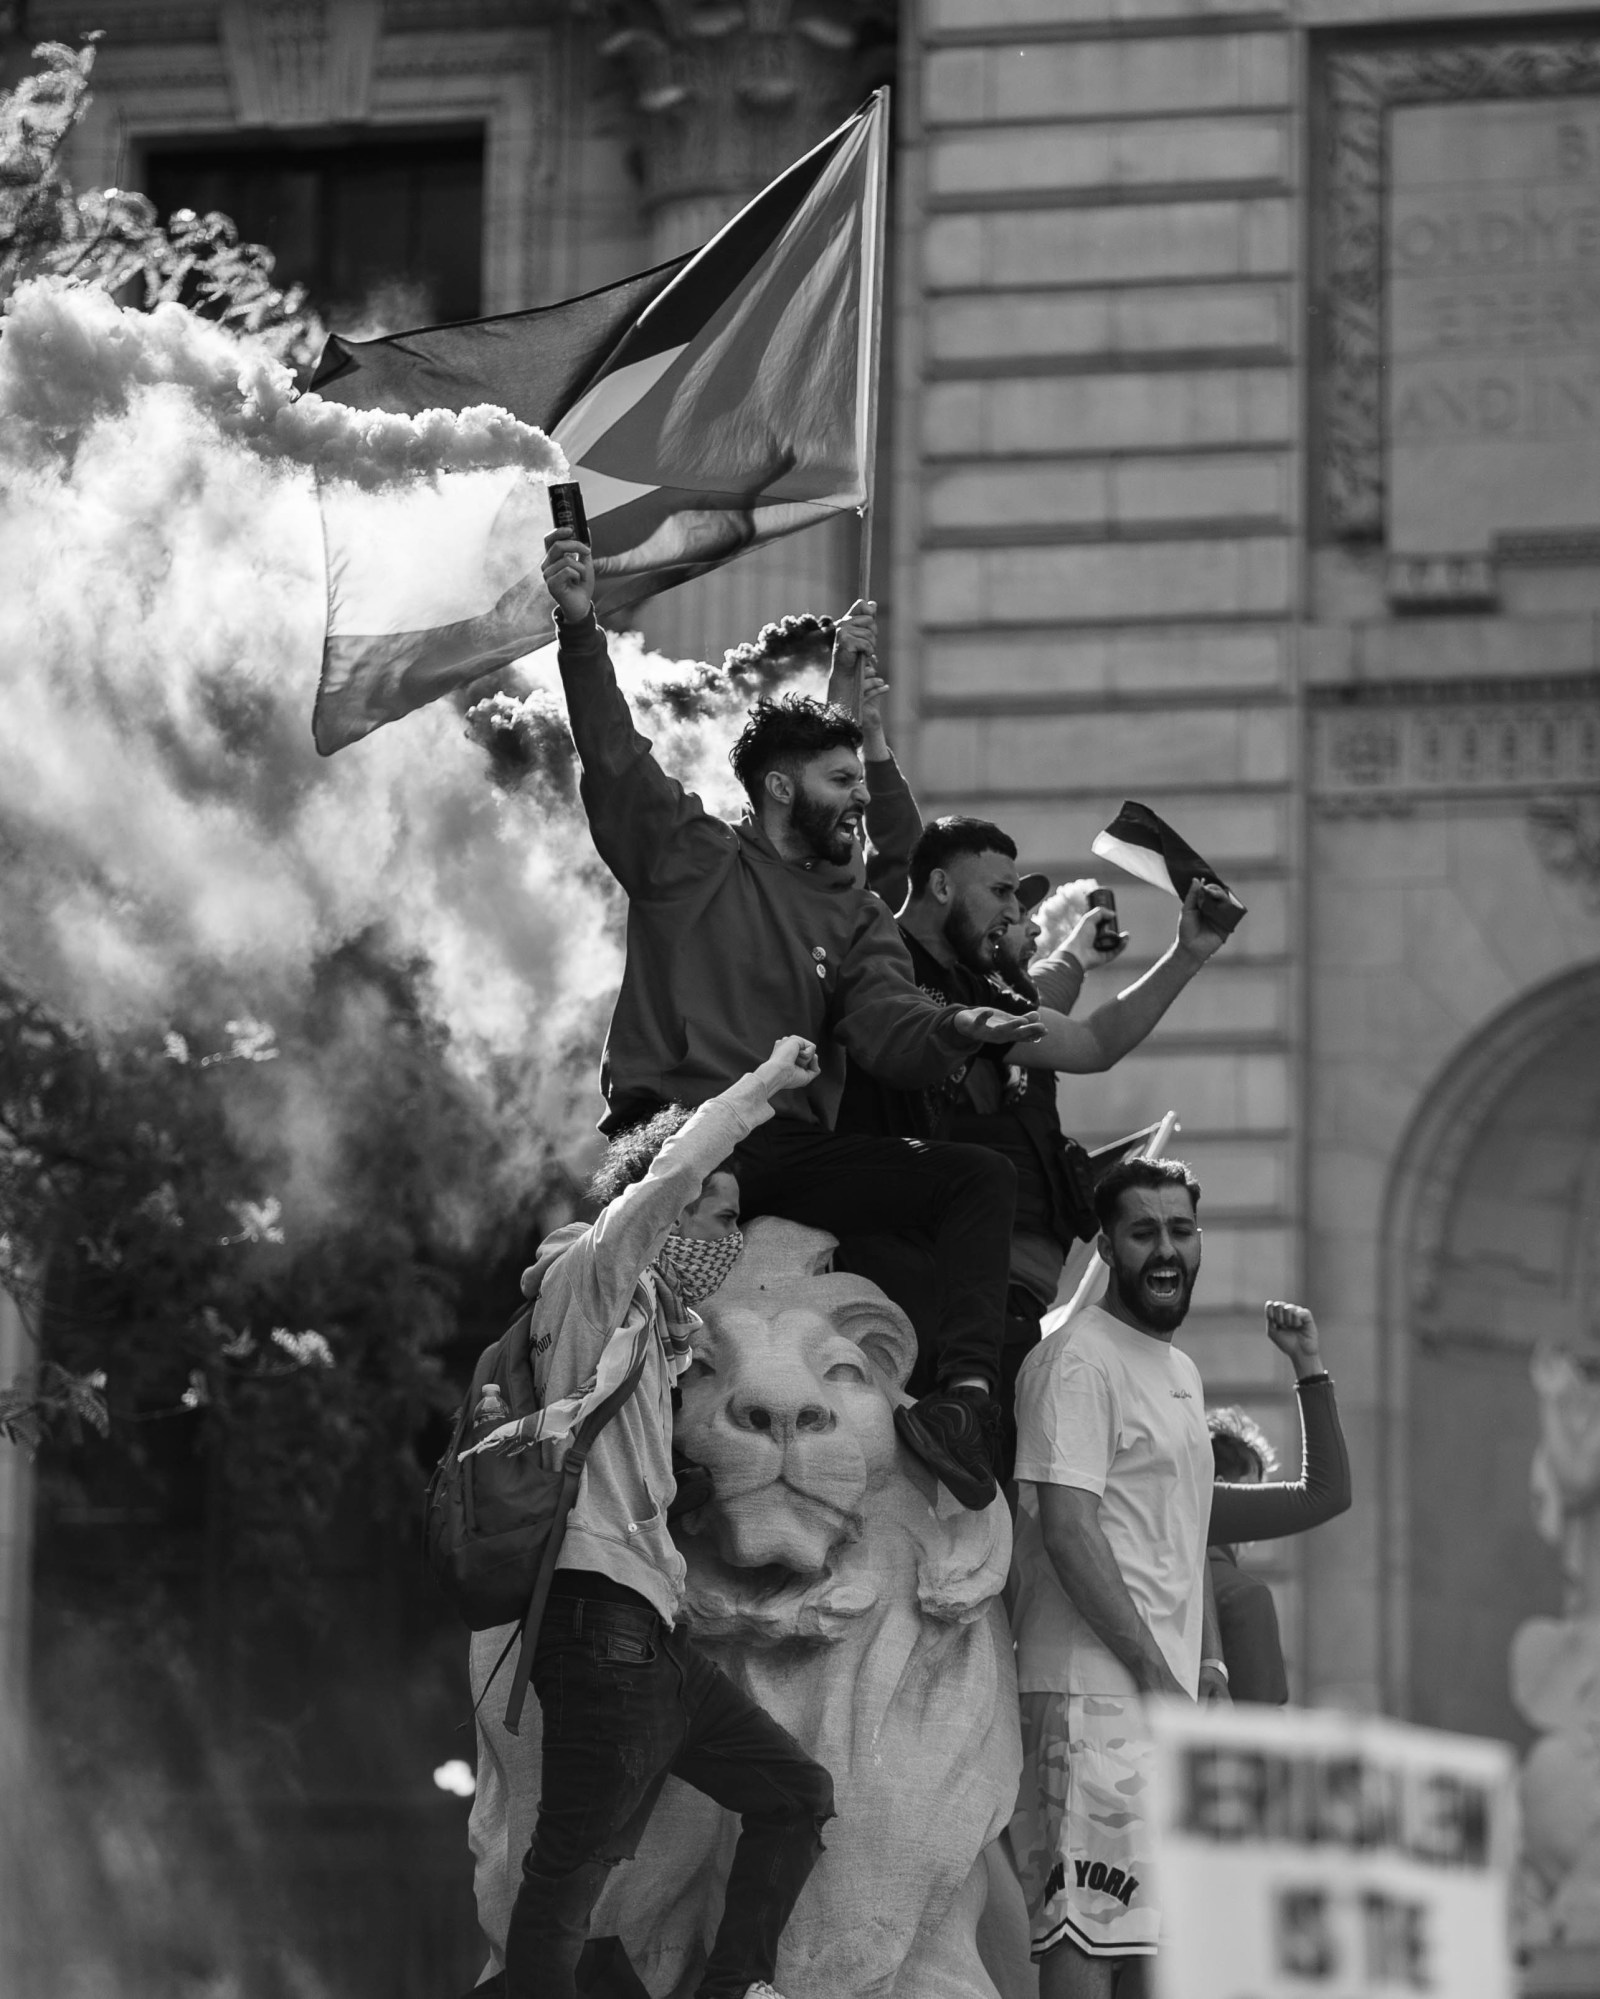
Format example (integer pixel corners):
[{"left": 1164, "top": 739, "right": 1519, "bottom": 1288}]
[
  {"left": 836, "top": 814, "right": 1234, "bottom": 1412},
  {"left": 1007, "top": 1156, "right": 1231, "bottom": 1999},
  {"left": 543, "top": 532, "right": 1040, "bottom": 1510}
]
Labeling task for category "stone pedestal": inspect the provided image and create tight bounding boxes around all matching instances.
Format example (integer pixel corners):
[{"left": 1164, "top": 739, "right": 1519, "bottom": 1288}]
[{"left": 467, "top": 1220, "right": 1030, "bottom": 1999}]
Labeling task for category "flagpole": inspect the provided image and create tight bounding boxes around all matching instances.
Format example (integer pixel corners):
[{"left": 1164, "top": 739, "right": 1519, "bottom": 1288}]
[{"left": 851, "top": 85, "right": 891, "bottom": 719}]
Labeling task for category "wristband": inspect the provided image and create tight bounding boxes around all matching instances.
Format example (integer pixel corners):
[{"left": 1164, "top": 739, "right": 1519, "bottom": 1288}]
[
  {"left": 1200, "top": 1658, "right": 1230, "bottom": 1682},
  {"left": 1294, "top": 1371, "right": 1332, "bottom": 1389}
]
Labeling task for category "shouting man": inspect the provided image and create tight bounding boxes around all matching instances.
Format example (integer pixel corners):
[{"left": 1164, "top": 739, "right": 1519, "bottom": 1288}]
[
  {"left": 838, "top": 810, "right": 1236, "bottom": 1417},
  {"left": 1007, "top": 1156, "right": 1230, "bottom": 1999}
]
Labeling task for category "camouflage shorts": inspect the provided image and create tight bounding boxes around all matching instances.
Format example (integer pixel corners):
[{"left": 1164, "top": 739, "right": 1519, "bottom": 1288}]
[{"left": 1009, "top": 1691, "right": 1160, "bottom": 1960}]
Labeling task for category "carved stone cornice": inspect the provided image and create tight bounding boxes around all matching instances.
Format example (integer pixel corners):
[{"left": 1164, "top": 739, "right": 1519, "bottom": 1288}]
[
  {"left": 1310, "top": 674, "right": 1600, "bottom": 811},
  {"left": 381, "top": 0, "right": 550, "bottom": 25},
  {"left": 25, "top": 1, "right": 220, "bottom": 39},
  {"left": 375, "top": 26, "right": 550, "bottom": 76},
  {"left": 1319, "top": 35, "right": 1600, "bottom": 543},
  {"left": 76, "top": 39, "right": 226, "bottom": 88},
  {"left": 590, "top": 0, "right": 893, "bottom": 216}
]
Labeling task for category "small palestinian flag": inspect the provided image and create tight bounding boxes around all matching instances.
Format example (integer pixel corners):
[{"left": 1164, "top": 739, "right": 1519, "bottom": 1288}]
[{"left": 1091, "top": 801, "right": 1246, "bottom": 936}]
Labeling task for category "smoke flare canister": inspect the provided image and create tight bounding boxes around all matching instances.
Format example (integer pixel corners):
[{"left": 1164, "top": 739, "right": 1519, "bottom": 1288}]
[
  {"left": 548, "top": 481, "right": 590, "bottom": 547},
  {"left": 1087, "top": 887, "right": 1119, "bottom": 953}
]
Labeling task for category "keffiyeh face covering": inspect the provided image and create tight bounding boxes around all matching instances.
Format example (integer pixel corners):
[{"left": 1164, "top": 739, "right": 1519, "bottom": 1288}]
[{"left": 656, "top": 1226, "right": 744, "bottom": 1306}]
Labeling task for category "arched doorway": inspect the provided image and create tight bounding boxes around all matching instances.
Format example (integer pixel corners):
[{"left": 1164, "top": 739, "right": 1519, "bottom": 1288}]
[{"left": 1383, "top": 963, "right": 1600, "bottom": 1745}]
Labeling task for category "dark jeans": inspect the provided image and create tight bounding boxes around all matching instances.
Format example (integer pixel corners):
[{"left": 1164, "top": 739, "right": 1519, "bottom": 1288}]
[
  {"left": 504, "top": 1588, "right": 833, "bottom": 1999},
  {"left": 732, "top": 1117, "right": 1017, "bottom": 1395}
]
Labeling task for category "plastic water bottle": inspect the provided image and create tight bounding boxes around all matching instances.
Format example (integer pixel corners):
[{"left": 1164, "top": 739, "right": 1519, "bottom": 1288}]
[{"left": 469, "top": 1382, "right": 509, "bottom": 1443}]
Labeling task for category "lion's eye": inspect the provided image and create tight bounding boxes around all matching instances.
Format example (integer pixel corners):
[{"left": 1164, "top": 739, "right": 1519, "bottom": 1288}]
[{"left": 824, "top": 1361, "right": 866, "bottom": 1383}]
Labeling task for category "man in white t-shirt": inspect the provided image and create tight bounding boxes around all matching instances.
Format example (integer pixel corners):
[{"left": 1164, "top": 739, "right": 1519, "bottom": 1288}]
[{"left": 1008, "top": 1155, "right": 1229, "bottom": 1999}]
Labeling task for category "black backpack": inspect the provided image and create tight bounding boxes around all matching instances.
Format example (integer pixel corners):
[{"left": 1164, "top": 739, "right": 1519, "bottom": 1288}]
[{"left": 424, "top": 1280, "right": 648, "bottom": 1733}]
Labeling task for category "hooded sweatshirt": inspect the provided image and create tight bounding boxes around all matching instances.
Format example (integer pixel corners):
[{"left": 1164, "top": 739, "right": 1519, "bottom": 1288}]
[
  {"left": 528, "top": 1071, "right": 774, "bottom": 1622},
  {"left": 557, "top": 611, "right": 982, "bottom": 1134}
]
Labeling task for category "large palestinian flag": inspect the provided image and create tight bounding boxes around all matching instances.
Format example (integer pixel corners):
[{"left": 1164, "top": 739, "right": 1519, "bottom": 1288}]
[{"left": 309, "top": 91, "right": 889, "bottom": 754}]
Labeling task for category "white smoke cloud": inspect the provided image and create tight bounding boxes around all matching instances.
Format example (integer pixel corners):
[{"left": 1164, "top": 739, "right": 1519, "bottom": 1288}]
[
  {"left": 0, "top": 284, "right": 601, "bottom": 1218},
  {"left": 0, "top": 281, "right": 829, "bottom": 1234},
  {"left": 0, "top": 277, "right": 569, "bottom": 488}
]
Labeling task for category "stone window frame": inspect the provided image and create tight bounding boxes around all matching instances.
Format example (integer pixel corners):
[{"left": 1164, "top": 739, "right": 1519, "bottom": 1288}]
[{"left": 1314, "top": 28, "right": 1600, "bottom": 544}]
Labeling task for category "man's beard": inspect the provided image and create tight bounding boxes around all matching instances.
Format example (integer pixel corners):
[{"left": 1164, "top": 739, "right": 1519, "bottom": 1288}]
[
  {"left": 995, "top": 941, "right": 1038, "bottom": 1003},
  {"left": 946, "top": 901, "right": 1001, "bottom": 974},
  {"left": 791, "top": 785, "right": 856, "bottom": 865},
  {"left": 1109, "top": 1248, "right": 1198, "bottom": 1334}
]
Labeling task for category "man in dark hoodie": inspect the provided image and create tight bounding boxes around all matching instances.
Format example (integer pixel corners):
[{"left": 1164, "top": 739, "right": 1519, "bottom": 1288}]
[{"left": 543, "top": 532, "right": 1040, "bottom": 1512}]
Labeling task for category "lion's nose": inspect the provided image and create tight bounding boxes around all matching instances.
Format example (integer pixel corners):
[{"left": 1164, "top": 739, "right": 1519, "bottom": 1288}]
[{"left": 729, "top": 1395, "right": 835, "bottom": 1438}]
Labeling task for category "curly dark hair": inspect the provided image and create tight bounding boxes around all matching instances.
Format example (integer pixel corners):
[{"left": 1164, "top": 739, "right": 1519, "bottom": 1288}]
[
  {"left": 906, "top": 815, "right": 1017, "bottom": 897},
  {"left": 1209, "top": 1405, "right": 1279, "bottom": 1481},
  {"left": 722, "top": 612, "right": 837, "bottom": 696},
  {"left": 588, "top": 1104, "right": 736, "bottom": 1207},
  {"left": 1092, "top": 1156, "right": 1202, "bottom": 1232},
  {"left": 728, "top": 694, "right": 862, "bottom": 799}
]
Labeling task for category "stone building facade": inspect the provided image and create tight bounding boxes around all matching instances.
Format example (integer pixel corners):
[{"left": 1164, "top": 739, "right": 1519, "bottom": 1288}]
[
  {"left": 890, "top": 0, "right": 1600, "bottom": 1745},
  {"left": 7, "top": 0, "right": 1600, "bottom": 1758}
]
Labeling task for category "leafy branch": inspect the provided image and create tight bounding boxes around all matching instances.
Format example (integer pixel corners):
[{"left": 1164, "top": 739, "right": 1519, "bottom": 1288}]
[
  {"left": 0, "top": 37, "right": 325, "bottom": 369},
  {"left": 0, "top": 1360, "right": 110, "bottom": 1454}
]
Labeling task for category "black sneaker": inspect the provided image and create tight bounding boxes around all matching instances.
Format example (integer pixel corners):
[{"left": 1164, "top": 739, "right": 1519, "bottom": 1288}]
[{"left": 894, "top": 1388, "right": 999, "bottom": 1509}]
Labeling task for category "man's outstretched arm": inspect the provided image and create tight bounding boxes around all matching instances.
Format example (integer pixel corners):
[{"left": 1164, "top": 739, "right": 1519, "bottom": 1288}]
[
  {"left": 568, "top": 1037, "right": 815, "bottom": 1335},
  {"left": 823, "top": 604, "right": 923, "bottom": 907},
  {"left": 1013, "top": 881, "right": 1236, "bottom": 1075},
  {"left": 832, "top": 897, "right": 1043, "bottom": 1087},
  {"left": 545, "top": 533, "right": 729, "bottom": 900},
  {"left": 1209, "top": 1305, "right": 1351, "bottom": 1543}
]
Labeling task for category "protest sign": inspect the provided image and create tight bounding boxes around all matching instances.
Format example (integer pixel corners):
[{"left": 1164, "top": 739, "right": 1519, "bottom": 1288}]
[{"left": 1147, "top": 1701, "right": 1516, "bottom": 1999}]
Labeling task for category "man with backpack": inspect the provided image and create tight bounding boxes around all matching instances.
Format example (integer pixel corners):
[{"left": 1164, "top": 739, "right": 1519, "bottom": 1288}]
[{"left": 467, "top": 1033, "right": 833, "bottom": 1999}]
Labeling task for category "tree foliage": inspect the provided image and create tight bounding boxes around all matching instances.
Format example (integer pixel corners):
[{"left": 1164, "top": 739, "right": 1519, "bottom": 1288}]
[
  {"left": 0, "top": 36, "right": 324, "bottom": 367},
  {"left": 0, "top": 952, "right": 558, "bottom": 1621},
  {"left": 0, "top": 36, "right": 568, "bottom": 1639}
]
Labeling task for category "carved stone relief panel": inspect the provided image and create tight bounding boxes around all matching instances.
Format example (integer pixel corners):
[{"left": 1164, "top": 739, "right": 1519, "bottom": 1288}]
[
  {"left": 1389, "top": 98, "right": 1600, "bottom": 567},
  {"left": 1320, "top": 36, "right": 1600, "bottom": 562}
]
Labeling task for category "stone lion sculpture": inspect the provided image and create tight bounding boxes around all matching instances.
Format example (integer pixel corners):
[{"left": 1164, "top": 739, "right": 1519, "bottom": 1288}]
[{"left": 469, "top": 1218, "right": 1030, "bottom": 1999}]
